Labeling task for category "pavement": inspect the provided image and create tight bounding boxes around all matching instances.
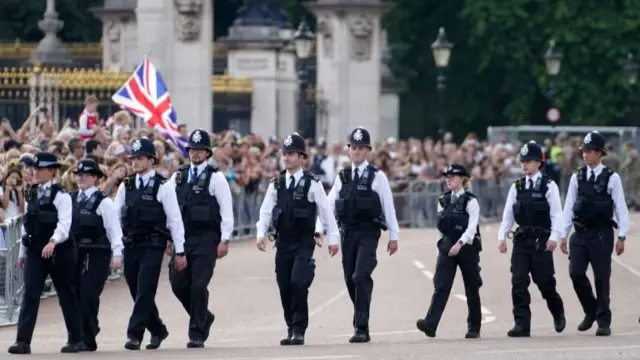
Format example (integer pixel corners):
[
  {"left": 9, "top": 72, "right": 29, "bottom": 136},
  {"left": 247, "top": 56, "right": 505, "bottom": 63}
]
[{"left": 2, "top": 216, "right": 640, "bottom": 360}]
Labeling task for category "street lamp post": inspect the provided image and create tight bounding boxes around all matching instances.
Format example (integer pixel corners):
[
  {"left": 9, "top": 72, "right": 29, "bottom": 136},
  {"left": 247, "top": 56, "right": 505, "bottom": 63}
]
[
  {"left": 293, "top": 20, "right": 315, "bottom": 138},
  {"left": 431, "top": 27, "right": 453, "bottom": 147},
  {"left": 543, "top": 39, "right": 562, "bottom": 125},
  {"left": 624, "top": 52, "right": 638, "bottom": 125}
]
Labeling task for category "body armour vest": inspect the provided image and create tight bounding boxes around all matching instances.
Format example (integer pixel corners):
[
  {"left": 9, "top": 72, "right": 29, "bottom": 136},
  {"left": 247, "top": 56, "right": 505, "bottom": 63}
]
[
  {"left": 512, "top": 175, "right": 552, "bottom": 230},
  {"left": 71, "top": 191, "right": 110, "bottom": 249},
  {"left": 121, "top": 174, "right": 168, "bottom": 248},
  {"left": 335, "top": 166, "right": 383, "bottom": 227},
  {"left": 437, "top": 191, "right": 483, "bottom": 251},
  {"left": 573, "top": 166, "right": 615, "bottom": 227},
  {"left": 23, "top": 184, "right": 62, "bottom": 248},
  {"left": 174, "top": 164, "right": 222, "bottom": 238},
  {"left": 271, "top": 171, "right": 317, "bottom": 245}
]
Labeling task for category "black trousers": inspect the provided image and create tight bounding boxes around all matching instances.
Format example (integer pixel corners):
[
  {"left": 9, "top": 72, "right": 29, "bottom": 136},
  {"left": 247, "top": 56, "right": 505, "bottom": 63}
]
[
  {"left": 275, "top": 243, "right": 316, "bottom": 334},
  {"left": 169, "top": 237, "right": 216, "bottom": 341},
  {"left": 425, "top": 239, "right": 482, "bottom": 332},
  {"left": 341, "top": 228, "right": 380, "bottom": 331},
  {"left": 511, "top": 234, "right": 564, "bottom": 329},
  {"left": 123, "top": 246, "right": 168, "bottom": 341},
  {"left": 76, "top": 248, "right": 112, "bottom": 347},
  {"left": 569, "top": 227, "right": 614, "bottom": 328},
  {"left": 16, "top": 242, "right": 83, "bottom": 344}
]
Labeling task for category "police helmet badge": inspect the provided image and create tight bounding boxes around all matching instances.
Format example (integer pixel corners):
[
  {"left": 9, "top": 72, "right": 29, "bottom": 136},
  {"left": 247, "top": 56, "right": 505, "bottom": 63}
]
[
  {"left": 192, "top": 130, "right": 202, "bottom": 143},
  {"left": 353, "top": 129, "right": 363, "bottom": 141},
  {"left": 33, "top": 156, "right": 38, "bottom": 163},
  {"left": 132, "top": 139, "right": 142, "bottom": 151},
  {"left": 284, "top": 135, "right": 293, "bottom": 147},
  {"left": 520, "top": 145, "right": 529, "bottom": 156},
  {"left": 584, "top": 133, "right": 592, "bottom": 144},
  {"left": 78, "top": 163, "right": 84, "bottom": 171}
]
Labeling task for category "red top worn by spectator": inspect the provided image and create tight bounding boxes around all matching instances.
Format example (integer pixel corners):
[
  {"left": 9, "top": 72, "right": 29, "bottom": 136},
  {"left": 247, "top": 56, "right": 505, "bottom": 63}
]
[{"left": 78, "top": 95, "right": 99, "bottom": 140}]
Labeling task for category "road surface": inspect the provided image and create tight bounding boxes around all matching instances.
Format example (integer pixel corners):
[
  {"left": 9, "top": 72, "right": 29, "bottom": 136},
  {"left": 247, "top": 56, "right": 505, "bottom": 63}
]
[{"left": 1, "top": 216, "right": 640, "bottom": 359}]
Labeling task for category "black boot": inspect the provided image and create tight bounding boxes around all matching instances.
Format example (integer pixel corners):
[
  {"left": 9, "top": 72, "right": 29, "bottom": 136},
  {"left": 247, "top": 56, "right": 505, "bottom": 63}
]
[
  {"left": 416, "top": 319, "right": 436, "bottom": 338},
  {"left": 349, "top": 328, "right": 370, "bottom": 343},
  {"left": 8, "top": 342, "right": 31, "bottom": 355},
  {"left": 280, "top": 329, "right": 292, "bottom": 346},
  {"left": 507, "top": 325, "right": 530, "bottom": 337}
]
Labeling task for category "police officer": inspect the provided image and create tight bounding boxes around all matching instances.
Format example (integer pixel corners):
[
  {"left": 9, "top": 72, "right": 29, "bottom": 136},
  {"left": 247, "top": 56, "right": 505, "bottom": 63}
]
[
  {"left": 560, "top": 130, "right": 629, "bottom": 336},
  {"left": 167, "top": 129, "right": 234, "bottom": 348},
  {"left": 497, "top": 141, "right": 566, "bottom": 337},
  {"left": 113, "top": 138, "right": 187, "bottom": 350},
  {"left": 71, "top": 159, "right": 124, "bottom": 351},
  {"left": 256, "top": 132, "right": 340, "bottom": 346},
  {"left": 416, "top": 164, "right": 482, "bottom": 339},
  {"left": 9, "top": 152, "right": 84, "bottom": 354},
  {"left": 323, "top": 127, "right": 400, "bottom": 343}
]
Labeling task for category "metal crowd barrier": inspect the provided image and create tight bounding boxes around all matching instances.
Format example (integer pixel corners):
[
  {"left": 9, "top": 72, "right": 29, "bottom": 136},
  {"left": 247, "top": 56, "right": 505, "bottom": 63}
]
[{"left": 0, "top": 175, "right": 518, "bottom": 326}]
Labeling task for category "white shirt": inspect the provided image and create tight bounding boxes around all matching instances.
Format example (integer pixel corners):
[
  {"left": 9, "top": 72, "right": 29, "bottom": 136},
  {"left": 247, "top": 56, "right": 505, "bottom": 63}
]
[
  {"left": 437, "top": 188, "right": 480, "bottom": 245},
  {"left": 77, "top": 186, "right": 125, "bottom": 257},
  {"left": 167, "top": 162, "right": 235, "bottom": 241},
  {"left": 19, "top": 180, "right": 73, "bottom": 258},
  {"left": 256, "top": 168, "right": 341, "bottom": 246},
  {"left": 113, "top": 169, "right": 186, "bottom": 253},
  {"left": 561, "top": 163, "right": 629, "bottom": 238},
  {"left": 498, "top": 171, "right": 564, "bottom": 243},
  {"left": 318, "top": 161, "right": 401, "bottom": 241}
]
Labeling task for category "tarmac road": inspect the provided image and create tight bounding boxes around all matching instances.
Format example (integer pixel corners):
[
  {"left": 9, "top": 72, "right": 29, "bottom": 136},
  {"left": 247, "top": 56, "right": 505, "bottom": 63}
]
[{"left": 1, "top": 215, "right": 640, "bottom": 359}]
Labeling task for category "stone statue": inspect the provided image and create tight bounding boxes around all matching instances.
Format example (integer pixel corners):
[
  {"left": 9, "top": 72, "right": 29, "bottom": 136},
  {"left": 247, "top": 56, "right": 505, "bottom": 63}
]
[
  {"left": 173, "top": 0, "right": 204, "bottom": 41},
  {"left": 349, "top": 15, "right": 373, "bottom": 62},
  {"left": 317, "top": 18, "right": 333, "bottom": 59},
  {"left": 105, "top": 20, "right": 121, "bottom": 65}
]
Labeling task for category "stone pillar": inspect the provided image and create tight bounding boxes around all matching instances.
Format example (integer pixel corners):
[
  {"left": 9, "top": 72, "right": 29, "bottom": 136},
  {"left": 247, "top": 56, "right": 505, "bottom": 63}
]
[
  {"left": 306, "top": 0, "right": 391, "bottom": 145},
  {"left": 29, "top": 0, "right": 72, "bottom": 66},
  {"left": 91, "top": 0, "right": 136, "bottom": 71},
  {"left": 379, "top": 30, "right": 402, "bottom": 139},
  {"left": 220, "top": 0, "right": 296, "bottom": 138},
  {"left": 163, "top": 0, "right": 214, "bottom": 132},
  {"left": 135, "top": 0, "right": 169, "bottom": 70}
]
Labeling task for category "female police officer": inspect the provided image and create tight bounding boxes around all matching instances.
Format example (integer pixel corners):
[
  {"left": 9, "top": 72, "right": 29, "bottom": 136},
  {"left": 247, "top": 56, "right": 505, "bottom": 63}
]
[
  {"left": 416, "top": 164, "right": 482, "bottom": 339},
  {"left": 71, "top": 159, "right": 124, "bottom": 351},
  {"left": 498, "top": 141, "right": 565, "bottom": 337}
]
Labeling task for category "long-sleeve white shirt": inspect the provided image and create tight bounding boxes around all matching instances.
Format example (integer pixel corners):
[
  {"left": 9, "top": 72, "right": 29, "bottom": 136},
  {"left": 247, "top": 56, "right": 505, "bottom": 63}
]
[
  {"left": 561, "top": 163, "right": 629, "bottom": 238},
  {"left": 498, "top": 171, "right": 564, "bottom": 242},
  {"left": 167, "top": 162, "right": 235, "bottom": 241},
  {"left": 77, "top": 186, "right": 124, "bottom": 257},
  {"left": 19, "top": 180, "right": 72, "bottom": 258},
  {"left": 437, "top": 188, "right": 480, "bottom": 245},
  {"left": 256, "top": 168, "right": 341, "bottom": 246},
  {"left": 317, "top": 161, "right": 400, "bottom": 241},
  {"left": 113, "top": 169, "right": 186, "bottom": 253}
]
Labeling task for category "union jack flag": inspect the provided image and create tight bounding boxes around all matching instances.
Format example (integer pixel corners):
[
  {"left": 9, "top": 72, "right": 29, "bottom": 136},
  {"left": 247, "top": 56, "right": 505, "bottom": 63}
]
[{"left": 111, "top": 56, "right": 188, "bottom": 155}]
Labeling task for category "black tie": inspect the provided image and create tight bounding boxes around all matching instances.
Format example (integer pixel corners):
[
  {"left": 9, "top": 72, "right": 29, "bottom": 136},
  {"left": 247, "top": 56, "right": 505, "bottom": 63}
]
[
  {"left": 353, "top": 167, "right": 360, "bottom": 183},
  {"left": 138, "top": 177, "right": 144, "bottom": 189},
  {"left": 589, "top": 170, "right": 596, "bottom": 183},
  {"left": 191, "top": 167, "right": 198, "bottom": 184},
  {"left": 288, "top": 175, "right": 296, "bottom": 192},
  {"left": 452, "top": 194, "right": 459, "bottom": 203},
  {"left": 78, "top": 192, "right": 87, "bottom": 202},
  {"left": 528, "top": 179, "right": 534, "bottom": 189}
]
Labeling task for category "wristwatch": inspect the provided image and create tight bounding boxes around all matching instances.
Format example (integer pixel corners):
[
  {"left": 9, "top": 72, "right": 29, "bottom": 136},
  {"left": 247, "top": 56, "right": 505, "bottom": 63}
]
[
  {"left": 457, "top": 240, "right": 464, "bottom": 246},
  {"left": 618, "top": 236, "right": 626, "bottom": 242},
  {"left": 221, "top": 239, "right": 230, "bottom": 244},
  {"left": 175, "top": 252, "right": 185, "bottom": 256}
]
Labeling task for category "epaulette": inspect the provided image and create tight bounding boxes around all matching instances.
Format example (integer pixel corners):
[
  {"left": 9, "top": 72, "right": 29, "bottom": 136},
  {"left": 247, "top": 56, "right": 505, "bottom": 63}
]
[
  {"left": 271, "top": 176, "right": 280, "bottom": 190},
  {"left": 156, "top": 173, "right": 167, "bottom": 184},
  {"left": 178, "top": 164, "right": 190, "bottom": 172},
  {"left": 602, "top": 166, "right": 613, "bottom": 175},
  {"left": 515, "top": 177, "right": 524, "bottom": 191},
  {"left": 338, "top": 169, "right": 350, "bottom": 184},
  {"left": 367, "top": 165, "right": 379, "bottom": 172},
  {"left": 123, "top": 175, "right": 135, "bottom": 191},
  {"left": 438, "top": 195, "right": 445, "bottom": 207},
  {"left": 279, "top": 169, "right": 287, "bottom": 175},
  {"left": 304, "top": 170, "right": 320, "bottom": 182}
]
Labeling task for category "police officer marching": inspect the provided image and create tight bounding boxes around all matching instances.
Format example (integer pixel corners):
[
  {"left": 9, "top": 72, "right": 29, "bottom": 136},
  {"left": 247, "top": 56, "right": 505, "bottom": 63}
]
[
  {"left": 323, "top": 127, "right": 400, "bottom": 343},
  {"left": 167, "top": 129, "right": 234, "bottom": 348},
  {"left": 71, "top": 159, "right": 124, "bottom": 351},
  {"left": 416, "top": 164, "right": 483, "bottom": 339},
  {"left": 113, "top": 138, "right": 187, "bottom": 350},
  {"left": 498, "top": 141, "right": 566, "bottom": 337},
  {"left": 256, "top": 132, "right": 340, "bottom": 346},
  {"left": 9, "top": 152, "right": 84, "bottom": 354},
  {"left": 560, "top": 130, "right": 629, "bottom": 336}
]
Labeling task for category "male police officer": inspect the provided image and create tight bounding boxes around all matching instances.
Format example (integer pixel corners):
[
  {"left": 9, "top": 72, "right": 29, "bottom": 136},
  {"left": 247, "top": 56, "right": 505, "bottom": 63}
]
[
  {"left": 322, "top": 127, "right": 400, "bottom": 343},
  {"left": 9, "top": 152, "right": 84, "bottom": 354},
  {"left": 167, "top": 129, "right": 234, "bottom": 348},
  {"left": 71, "top": 159, "right": 124, "bottom": 351},
  {"left": 114, "top": 138, "right": 187, "bottom": 350},
  {"left": 256, "top": 132, "right": 340, "bottom": 346},
  {"left": 498, "top": 141, "right": 565, "bottom": 337},
  {"left": 560, "top": 131, "right": 629, "bottom": 336}
]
